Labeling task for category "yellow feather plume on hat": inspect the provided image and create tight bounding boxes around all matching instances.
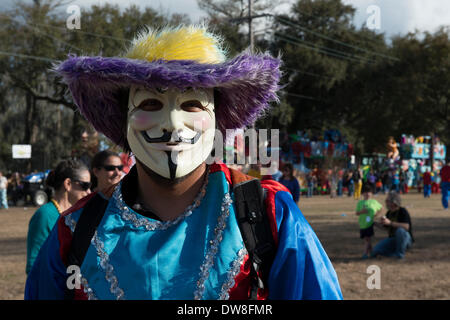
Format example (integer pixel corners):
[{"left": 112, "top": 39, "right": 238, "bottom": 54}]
[{"left": 125, "top": 25, "right": 227, "bottom": 64}]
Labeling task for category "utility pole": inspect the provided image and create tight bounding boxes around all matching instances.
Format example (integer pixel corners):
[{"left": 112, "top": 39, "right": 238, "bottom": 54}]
[
  {"left": 248, "top": 0, "right": 254, "bottom": 52},
  {"left": 228, "top": 11, "right": 271, "bottom": 51},
  {"left": 227, "top": 7, "right": 273, "bottom": 165}
]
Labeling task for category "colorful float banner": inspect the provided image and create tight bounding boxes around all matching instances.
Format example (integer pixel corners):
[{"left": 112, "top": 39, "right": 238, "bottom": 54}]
[
  {"left": 411, "top": 143, "right": 446, "bottom": 160},
  {"left": 290, "top": 141, "right": 351, "bottom": 159}
]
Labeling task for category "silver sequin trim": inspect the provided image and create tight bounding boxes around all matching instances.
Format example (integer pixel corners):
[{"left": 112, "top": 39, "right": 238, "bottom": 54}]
[
  {"left": 218, "top": 247, "right": 248, "bottom": 300},
  {"left": 64, "top": 214, "right": 98, "bottom": 300},
  {"left": 91, "top": 231, "right": 125, "bottom": 300},
  {"left": 194, "top": 192, "right": 233, "bottom": 300},
  {"left": 113, "top": 172, "right": 209, "bottom": 231},
  {"left": 64, "top": 214, "right": 76, "bottom": 233},
  {"left": 64, "top": 174, "right": 245, "bottom": 300},
  {"left": 80, "top": 277, "right": 98, "bottom": 300}
]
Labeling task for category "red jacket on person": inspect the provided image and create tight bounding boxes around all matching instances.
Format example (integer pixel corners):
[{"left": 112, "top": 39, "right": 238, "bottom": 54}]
[
  {"left": 423, "top": 172, "right": 432, "bottom": 185},
  {"left": 441, "top": 165, "right": 450, "bottom": 183}
]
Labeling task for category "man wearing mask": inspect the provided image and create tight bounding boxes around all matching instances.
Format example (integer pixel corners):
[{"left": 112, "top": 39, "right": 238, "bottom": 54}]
[{"left": 25, "top": 25, "right": 342, "bottom": 300}]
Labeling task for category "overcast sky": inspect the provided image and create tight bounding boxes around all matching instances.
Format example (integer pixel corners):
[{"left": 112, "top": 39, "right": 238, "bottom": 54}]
[
  {"left": 343, "top": 0, "right": 450, "bottom": 37},
  {"left": 2, "top": 0, "right": 449, "bottom": 38}
]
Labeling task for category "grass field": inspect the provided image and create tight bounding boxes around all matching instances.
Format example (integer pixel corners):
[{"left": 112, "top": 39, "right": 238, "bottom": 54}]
[{"left": 1, "top": 191, "right": 449, "bottom": 300}]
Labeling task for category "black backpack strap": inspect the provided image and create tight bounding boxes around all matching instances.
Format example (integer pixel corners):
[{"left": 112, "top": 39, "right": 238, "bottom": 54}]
[
  {"left": 64, "top": 193, "right": 109, "bottom": 300},
  {"left": 232, "top": 176, "right": 276, "bottom": 300}
]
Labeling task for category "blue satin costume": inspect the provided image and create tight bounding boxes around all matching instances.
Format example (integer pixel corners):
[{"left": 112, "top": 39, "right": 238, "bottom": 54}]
[{"left": 25, "top": 167, "right": 343, "bottom": 300}]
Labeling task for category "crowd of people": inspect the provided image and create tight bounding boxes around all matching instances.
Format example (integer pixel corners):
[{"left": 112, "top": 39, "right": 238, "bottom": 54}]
[
  {"left": 0, "top": 171, "right": 27, "bottom": 209},
  {"left": 249, "top": 160, "right": 449, "bottom": 204},
  {"left": 241, "top": 157, "right": 448, "bottom": 263},
  {"left": 0, "top": 171, "right": 9, "bottom": 210},
  {"left": 228, "top": 157, "right": 450, "bottom": 217},
  {"left": 25, "top": 150, "right": 126, "bottom": 275},
  {"left": 1, "top": 149, "right": 129, "bottom": 277},
  {"left": 20, "top": 152, "right": 445, "bottom": 278},
  {"left": 0, "top": 149, "right": 132, "bottom": 209}
]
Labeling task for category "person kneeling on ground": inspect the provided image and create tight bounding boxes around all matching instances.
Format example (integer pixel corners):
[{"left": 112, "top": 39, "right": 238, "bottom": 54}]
[{"left": 371, "top": 191, "right": 414, "bottom": 259}]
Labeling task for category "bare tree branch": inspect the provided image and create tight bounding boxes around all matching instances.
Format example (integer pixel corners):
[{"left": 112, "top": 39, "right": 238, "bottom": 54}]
[{"left": 8, "top": 72, "right": 76, "bottom": 110}]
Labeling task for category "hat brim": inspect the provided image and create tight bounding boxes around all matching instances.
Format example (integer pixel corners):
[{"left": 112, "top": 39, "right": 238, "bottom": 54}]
[{"left": 56, "top": 53, "right": 281, "bottom": 147}]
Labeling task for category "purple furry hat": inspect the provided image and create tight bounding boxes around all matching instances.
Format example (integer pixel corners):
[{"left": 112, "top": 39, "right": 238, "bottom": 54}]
[{"left": 55, "top": 27, "right": 281, "bottom": 148}]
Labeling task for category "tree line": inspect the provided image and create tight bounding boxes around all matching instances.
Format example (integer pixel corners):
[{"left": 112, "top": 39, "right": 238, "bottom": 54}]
[{"left": 0, "top": 0, "right": 448, "bottom": 172}]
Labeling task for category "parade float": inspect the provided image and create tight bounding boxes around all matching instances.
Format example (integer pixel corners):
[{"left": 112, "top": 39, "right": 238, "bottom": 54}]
[{"left": 399, "top": 134, "right": 447, "bottom": 188}]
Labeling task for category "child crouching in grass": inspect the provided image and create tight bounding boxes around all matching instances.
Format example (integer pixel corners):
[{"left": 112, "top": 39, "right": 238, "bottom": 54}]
[{"left": 356, "top": 184, "right": 383, "bottom": 259}]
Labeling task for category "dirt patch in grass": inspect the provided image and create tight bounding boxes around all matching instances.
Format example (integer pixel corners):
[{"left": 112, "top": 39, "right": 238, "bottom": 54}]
[{"left": 300, "top": 192, "right": 450, "bottom": 300}]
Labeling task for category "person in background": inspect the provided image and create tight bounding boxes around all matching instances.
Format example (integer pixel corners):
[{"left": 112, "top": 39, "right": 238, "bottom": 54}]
[
  {"left": 279, "top": 163, "right": 300, "bottom": 203},
  {"left": 431, "top": 170, "right": 440, "bottom": 194},
  {"left": 337, "top": 169, "right": 344, "bottom": 197},
  {"left": 372, "top": 191, "right": 414, "bottom": 259},
  {"left": 26, "top": 160, "right": 91, "bottom": 274},
  {"left": 91, "top": 150, "right": 124, "bottom": 193},
  {"left": 440, "top": 159, "right": 450, "bottom": 210},
  {"left": 406, "top": 169, "right": 414, "bottom": 193},
  {"left": 381, "top": 171, "right": 390, "bottom": 194},
  {"left": 8, "top": 172, "right": 23, "bottom": 206},
  {"left": 355, "top": 184, "right": 383, "bottom": 259},
  {"left": 392, "top": 171, "right": 400, "bottom": 193},
  {"left": 400, "top": 170, "right": 408, "bottom": 194},
  {"left": 329, "top": 167, "right": 338, "bottom": 198},
  {"left": 415, "top": 169, "right": 422, "bottom": 194},
  {"left": 306, "top": 172, "right": 315, "bottom": 198},
  {"left": 423, "top": 169, "right": 432, "bottom": 198},
  {"left": 247, "top": 162, "right": 262, "bottom": 179},
  {"left": 261, "top": 159, "right": 283, "bottom": 182},
  {"left": 271, "top": 162, "right": 283, "bottom": 182},
  {"left": 375, "top": 178, "right": 383, "bottom": 195},
  {"left": 367, "top": 170, "right": 376, "bottom": 192},
  {"left": 353, "top": 166, "right": 363, "bottom": 200},
  {"left": 346, "top": 171, "right": 354, "bottom": 197},
  {"left": 0, "top": 171, "right": 9, "bottom": 210}
]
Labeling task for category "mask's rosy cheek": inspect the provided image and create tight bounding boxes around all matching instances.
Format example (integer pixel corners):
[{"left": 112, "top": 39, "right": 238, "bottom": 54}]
[
  {"left": 189, "top": 114, "right": 212, "bottom": 133},
  {"left": 195, "top": 114, "right": 214, "bottom": 132},
  {"left": 129, "top": 110, "right": 154, "bottom": 131}
]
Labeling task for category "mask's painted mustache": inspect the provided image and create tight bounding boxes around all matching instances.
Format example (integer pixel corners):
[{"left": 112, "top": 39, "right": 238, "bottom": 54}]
[{"left": 141, "top": 131, "right": 201, "bottom": 144}]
